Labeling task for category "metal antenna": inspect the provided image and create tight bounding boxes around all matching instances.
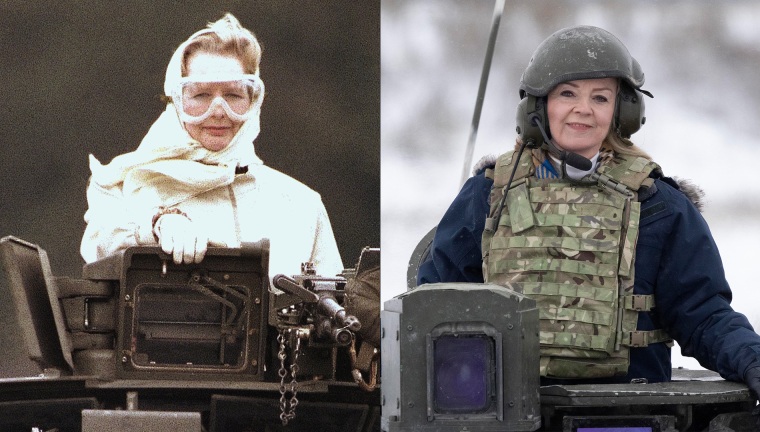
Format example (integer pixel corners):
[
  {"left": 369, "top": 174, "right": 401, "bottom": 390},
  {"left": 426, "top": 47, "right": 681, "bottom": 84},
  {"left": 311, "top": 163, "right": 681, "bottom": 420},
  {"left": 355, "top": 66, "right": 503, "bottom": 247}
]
[{"left": 459, "top": 0, "right": 506, "bottom": 187}]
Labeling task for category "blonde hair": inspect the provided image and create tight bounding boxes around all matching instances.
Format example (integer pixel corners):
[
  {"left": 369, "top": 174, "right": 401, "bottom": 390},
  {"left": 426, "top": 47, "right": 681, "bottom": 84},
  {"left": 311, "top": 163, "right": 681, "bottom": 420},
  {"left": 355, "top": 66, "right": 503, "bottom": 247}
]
[
  {"left": 181, "top": 13, "right": 262, "bottom": 76},
  {"left": 601, "top": 130, "right": 651, "bottom": 160}
]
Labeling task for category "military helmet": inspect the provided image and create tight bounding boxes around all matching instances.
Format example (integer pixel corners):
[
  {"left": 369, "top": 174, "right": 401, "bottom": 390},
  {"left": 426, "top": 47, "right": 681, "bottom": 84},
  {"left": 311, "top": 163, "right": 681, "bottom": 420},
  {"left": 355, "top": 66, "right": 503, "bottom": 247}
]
[{"left": 516, "top": 25, "right": 650, "bottom": 146}]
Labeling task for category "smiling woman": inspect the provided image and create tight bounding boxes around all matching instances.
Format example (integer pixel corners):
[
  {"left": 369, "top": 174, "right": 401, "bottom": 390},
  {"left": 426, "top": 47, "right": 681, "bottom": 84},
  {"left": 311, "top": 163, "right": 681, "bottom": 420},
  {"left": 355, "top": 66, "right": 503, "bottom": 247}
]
[
  {"left": 416, "top": 24, "right": 760, "bottom": 399},
  {"left": 80, "top": 13, "right": 344, "bottom": 279}
]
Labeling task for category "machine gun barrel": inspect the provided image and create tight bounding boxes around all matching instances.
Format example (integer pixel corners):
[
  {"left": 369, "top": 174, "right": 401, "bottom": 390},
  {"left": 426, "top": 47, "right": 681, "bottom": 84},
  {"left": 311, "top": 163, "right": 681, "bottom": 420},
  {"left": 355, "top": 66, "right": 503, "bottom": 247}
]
[
  {"left": 317, "top": 295, "right": 361, "bottom": 332},
  {"left": 272, "top": 273, "right": 362, "bottom": 345}
]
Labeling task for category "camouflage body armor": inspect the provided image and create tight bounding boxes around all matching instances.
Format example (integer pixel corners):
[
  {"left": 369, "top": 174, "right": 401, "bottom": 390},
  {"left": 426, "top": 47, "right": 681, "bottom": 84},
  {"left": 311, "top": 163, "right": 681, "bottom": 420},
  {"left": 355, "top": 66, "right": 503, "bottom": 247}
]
[{"left": 482, "top": 149, "right": 671, "bottom": 378}]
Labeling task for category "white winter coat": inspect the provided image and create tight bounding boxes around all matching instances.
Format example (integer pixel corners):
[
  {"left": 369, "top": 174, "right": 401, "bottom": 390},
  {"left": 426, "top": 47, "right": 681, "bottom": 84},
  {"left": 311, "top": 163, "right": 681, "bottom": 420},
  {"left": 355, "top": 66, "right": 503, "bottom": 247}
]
[
  {"left": 80, "top": 146, "right": 344, "bottom": 278},
  {"left": 80, "top": 20, "right": 343, "bottom": 278}
]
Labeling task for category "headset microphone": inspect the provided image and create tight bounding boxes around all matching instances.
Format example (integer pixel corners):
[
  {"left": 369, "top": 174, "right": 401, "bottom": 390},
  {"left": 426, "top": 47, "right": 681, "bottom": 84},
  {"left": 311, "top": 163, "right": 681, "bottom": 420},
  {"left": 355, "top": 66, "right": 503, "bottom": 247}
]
[
  {"left": 563, "top": 152, "right": 593, "bottom": 171},
  {"left": 530, "top": 115, "right": 592, "bottom": 171}
]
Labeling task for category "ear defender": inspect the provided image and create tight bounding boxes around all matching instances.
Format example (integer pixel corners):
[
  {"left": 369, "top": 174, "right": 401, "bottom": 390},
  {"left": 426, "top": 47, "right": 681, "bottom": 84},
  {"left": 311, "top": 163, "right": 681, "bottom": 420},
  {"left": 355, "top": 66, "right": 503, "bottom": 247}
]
[
  {"left": 615, "top": 83, "right": 647, "bottom": 139},
  {"left": 515, "top": 95, "right": 548, "bottom": 149}
]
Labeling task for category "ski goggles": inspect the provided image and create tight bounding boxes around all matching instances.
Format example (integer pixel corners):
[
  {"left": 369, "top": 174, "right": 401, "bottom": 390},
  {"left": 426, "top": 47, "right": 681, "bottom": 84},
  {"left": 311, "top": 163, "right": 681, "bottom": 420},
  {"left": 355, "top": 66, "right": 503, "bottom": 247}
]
[{"left": 174, "top": 73, "right": 264, "bottom": 124}]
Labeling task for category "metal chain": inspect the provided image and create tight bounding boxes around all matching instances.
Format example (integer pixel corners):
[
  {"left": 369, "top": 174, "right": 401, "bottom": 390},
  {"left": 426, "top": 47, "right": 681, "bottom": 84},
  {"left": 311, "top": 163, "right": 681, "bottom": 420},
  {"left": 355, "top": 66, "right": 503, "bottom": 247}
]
[
  {"left": 288, "top": 336, "right": 301, "bottom": 417},
  {"left": 277, "top": 329, "right": 301, "bottom": 426}
]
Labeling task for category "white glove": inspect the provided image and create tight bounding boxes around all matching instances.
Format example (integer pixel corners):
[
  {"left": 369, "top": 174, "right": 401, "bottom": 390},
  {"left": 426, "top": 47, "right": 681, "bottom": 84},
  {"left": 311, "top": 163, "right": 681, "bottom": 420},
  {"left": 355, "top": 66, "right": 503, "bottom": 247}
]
[{"left": 154, "top": 213, "right": 208, "bottom": 264}]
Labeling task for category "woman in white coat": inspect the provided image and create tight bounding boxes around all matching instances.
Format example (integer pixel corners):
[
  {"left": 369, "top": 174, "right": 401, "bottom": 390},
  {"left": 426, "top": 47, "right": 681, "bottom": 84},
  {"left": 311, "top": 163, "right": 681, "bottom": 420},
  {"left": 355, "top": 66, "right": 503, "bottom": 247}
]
[{"left": 80, "top": 13, "right": 343, "bottom": 278}]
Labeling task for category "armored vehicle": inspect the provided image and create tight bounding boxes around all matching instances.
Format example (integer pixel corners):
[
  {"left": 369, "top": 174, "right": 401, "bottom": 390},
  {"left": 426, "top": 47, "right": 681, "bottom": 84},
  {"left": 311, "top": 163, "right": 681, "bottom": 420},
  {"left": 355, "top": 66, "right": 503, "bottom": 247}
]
[
  {"left": 380, "top": 235, "right": 758, "bottom": 432},
  {"left": 0, "top": 235, "right": 380, "bottom": 432},
  {"left": 382, "top": 283, "right": 758, "bottom": 432}
]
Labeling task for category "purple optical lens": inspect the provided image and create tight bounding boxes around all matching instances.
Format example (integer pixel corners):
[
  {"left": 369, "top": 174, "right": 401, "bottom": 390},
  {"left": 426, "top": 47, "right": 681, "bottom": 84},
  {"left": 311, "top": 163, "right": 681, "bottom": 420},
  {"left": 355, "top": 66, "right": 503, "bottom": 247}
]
[
  {"left": 433, "top": 334, "right": 493, "bottom": 413},
  {"left": 578, "top": 429, "right": 652, "bottom": 432}
]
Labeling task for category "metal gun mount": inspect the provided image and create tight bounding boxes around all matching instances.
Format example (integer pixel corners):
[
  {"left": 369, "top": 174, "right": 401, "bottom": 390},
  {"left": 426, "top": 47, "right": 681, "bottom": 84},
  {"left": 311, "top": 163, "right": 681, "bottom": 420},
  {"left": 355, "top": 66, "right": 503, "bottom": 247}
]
[
  {"left": 269, "top": 260, "right": 373, "bottom": 425},
  {"left": 0, "top": 237, "right": 381, "bottom": 431},
  {"left": 271, "top": 263, "right": 362, "bottom": 347}
]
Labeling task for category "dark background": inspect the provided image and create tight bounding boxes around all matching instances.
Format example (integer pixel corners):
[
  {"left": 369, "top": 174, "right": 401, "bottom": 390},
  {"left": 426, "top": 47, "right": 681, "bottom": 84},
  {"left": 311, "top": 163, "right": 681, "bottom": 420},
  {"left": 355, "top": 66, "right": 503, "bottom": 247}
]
[{"left": 0, "top": 1, "right": 380, "bottom": 278}]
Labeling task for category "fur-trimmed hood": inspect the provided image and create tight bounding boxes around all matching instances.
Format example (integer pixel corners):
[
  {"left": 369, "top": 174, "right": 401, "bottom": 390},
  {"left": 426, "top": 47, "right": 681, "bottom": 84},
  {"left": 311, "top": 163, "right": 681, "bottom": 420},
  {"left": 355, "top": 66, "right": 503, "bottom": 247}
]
[
  {"left": 472, "top": 154, "right": 499, "bottom": 176},
  {"left": 672, "top": 177, "right": 705, "bottom": 212}
]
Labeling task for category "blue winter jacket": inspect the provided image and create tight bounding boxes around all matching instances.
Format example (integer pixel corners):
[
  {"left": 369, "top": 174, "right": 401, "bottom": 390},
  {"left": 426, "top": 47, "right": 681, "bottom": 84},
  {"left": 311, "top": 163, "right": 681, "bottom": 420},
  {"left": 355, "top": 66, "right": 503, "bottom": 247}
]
[{"left": 417, "top": 164, "right": 760, "bottom": 384}]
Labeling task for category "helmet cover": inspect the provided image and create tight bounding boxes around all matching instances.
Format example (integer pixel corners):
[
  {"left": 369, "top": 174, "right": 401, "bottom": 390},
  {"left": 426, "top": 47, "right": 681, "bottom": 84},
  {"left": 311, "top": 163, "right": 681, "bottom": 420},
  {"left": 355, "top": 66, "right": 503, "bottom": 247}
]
[{"left": 520, "top": 25, "right": 644, "bottom": 97}]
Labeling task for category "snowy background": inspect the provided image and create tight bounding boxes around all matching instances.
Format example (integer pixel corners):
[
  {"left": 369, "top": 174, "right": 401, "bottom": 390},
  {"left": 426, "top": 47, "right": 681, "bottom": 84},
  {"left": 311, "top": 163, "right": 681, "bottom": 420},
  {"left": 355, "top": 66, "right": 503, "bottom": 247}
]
[{"left": 381, "top": 0, "right": 760, "bottom": 370}]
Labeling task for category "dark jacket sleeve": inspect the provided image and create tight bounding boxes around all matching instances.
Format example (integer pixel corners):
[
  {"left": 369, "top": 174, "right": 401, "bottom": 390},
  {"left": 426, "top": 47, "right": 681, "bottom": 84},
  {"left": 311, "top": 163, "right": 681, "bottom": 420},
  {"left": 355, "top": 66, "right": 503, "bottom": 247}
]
[
  {"left": 417, "top": 171, "right": 493, "bottom": 285},
  {"left": 650, "top": 179, "right": 760, "bottom": 381}
]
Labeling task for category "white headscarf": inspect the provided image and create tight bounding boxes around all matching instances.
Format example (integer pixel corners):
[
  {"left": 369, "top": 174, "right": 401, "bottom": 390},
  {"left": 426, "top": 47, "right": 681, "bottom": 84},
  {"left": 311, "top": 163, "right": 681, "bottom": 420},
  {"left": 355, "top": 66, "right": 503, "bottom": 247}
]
[{"left": 89, "top": 14, "right": 264, "bottom": 208}]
